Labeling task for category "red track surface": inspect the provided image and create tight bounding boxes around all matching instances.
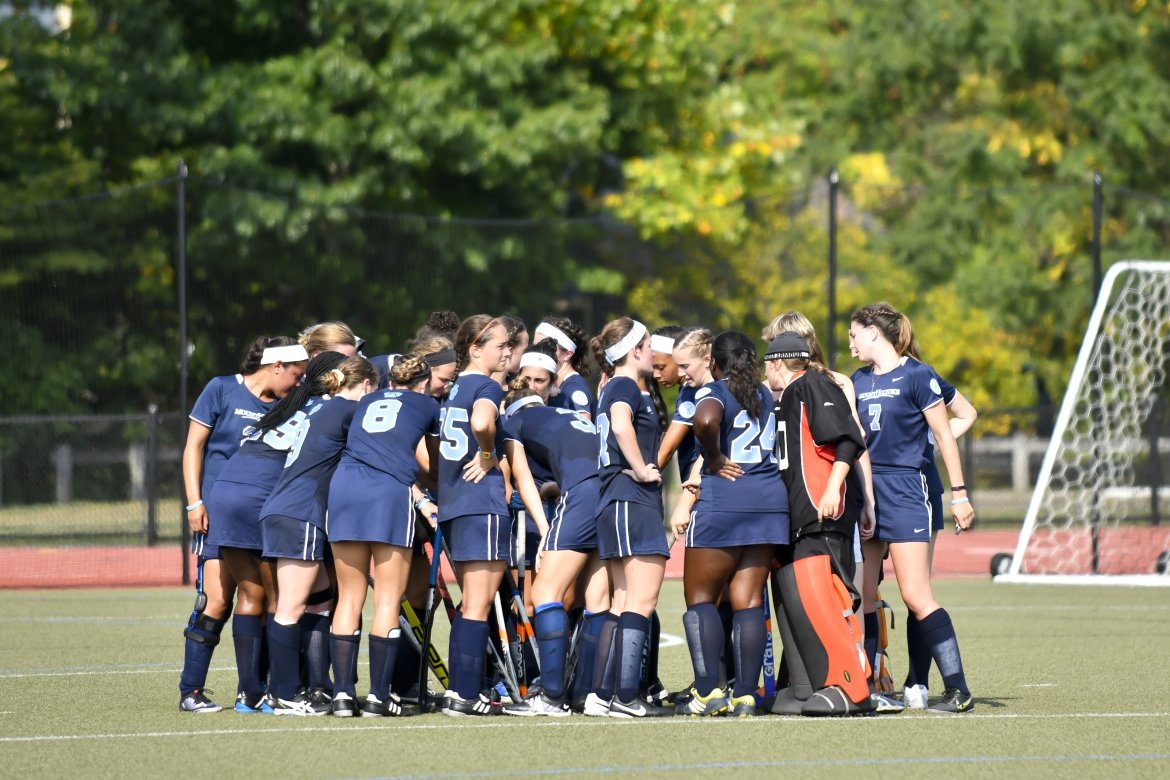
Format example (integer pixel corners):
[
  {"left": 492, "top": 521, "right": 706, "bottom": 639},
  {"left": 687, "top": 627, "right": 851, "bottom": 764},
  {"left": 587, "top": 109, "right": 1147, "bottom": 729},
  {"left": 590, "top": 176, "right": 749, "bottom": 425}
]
[{"left": 0, "top": 530, "right": 1024, "bottom": 589}]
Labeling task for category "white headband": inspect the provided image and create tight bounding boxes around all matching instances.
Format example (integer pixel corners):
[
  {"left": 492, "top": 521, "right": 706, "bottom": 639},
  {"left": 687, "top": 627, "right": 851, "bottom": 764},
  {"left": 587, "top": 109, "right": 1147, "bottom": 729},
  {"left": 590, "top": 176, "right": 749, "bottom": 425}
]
[
  {"left": 519, "top": 352, "right": 558, "bottom": 374},
  {"left": 261, "top": 345, "right": 310, "bottom": 365},
  {"left": 535, "top": 322, "right": 575, "bottom": 353},
  {"left": 504, "top": 394, "right": 545, "bottom": 417},
  {"left": 650, "top": 335, "right": 675, "bottom": 354},
  {"left": 604, "top": 320, "right": 647, "bottom": 365}
]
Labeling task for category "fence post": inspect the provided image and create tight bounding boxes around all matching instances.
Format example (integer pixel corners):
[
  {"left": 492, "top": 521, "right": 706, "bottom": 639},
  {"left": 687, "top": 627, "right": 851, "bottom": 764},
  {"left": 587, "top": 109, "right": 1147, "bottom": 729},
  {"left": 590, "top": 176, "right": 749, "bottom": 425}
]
[
  {"left": 826, "top": 167, "right": 839, "bottom": 370},
  {"left": 146, "top": 404, "right": 160, "bottom": 546},
  {"left": 177, "top": 161, "right": 191, "bottom": 583},
  {"left": 128, "top": 445, "right": 146, "bottom": 501},
  {"left": 1011, "top": 431, "right": 1031, "bottom": 492},
  {"left": 54, "top": 444, "right": 73, "bottom": 503}
]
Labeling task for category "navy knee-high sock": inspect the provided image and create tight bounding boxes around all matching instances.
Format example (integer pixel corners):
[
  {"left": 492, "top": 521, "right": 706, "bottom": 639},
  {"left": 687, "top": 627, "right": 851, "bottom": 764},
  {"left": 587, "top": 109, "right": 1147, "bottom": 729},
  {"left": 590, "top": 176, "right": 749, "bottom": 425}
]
[
  {"left": 392, "top": 631, "right": 421, "bottom": 695},
  {"left": 919, "top": 608, "right": 969, "bottom": 695},
  {"left": 731, "top": 607, "right": 765, "bottom": 699},
  {"left": 905, "top": 612, "right": 932, "bottom": 688},
  {"left": 330, "top": 633, "right": 360, "bottom": 699},
  {"left": 640, "top": 610, "right": 662, "bottom": 688},
  {"left": 267, "top": 617, "right": 302, "bottom": 701},
  {"left": 717, "top": 599, "right": 734, "bottom": 685},
  {"left": 368, "top": 630, "right": 402, "bottom": 700},
  {"left": 180, "top": 616, "right": 225, "bottom": 696},
  {"left": 299, "top": 613, "right": 332, "bottom": 693},
  {"left": 615, "top": 612, "right": 650, "bottom": 704},
  {"left": 571, "top": 611, "right": 605, "bottom": 703},
  {"left": 863, "top": 611, "right": 879, "bottom": 685},
  {"left": 683, "top": 602, "right": 725, "bottom": 695},
  {"left": 591, "top": 612, "right": 619, "bottom": 698},
  {"left": 232, "top": 614, "right": 265, "bottom": 698},
  {"left": 533, "top": 602, "right": 568, "bottom": 700},
  {"left": 450, "top": 615, "right": 489, "bottom": 700}
]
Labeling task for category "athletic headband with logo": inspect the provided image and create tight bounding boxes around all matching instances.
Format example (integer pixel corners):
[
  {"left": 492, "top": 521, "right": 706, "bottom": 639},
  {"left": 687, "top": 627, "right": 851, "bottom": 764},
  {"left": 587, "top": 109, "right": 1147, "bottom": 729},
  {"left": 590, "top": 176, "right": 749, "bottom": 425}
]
[
  {"left": 519, "top": 352, "right": 558, "bottom": 374},
  {"left": 535, "top": 322, "right": 576, "bottom": 353},
  {"left": 261, "top": 345, "right": 310, "bottom": 365},
  {"left": 504, "top": 394, "right": 545, "bottom": 418},
  {"left": 604, "top": 320, "right": 647, "bottom": 365},
  {"left": 650, "top": 335, "right": 675, "bottom": 354},
  {"left": 423, "top": 348, "right": 456, "bottom": 367},
  {"left": 764, "top": 331, "right": 811, "bottom": 361}
]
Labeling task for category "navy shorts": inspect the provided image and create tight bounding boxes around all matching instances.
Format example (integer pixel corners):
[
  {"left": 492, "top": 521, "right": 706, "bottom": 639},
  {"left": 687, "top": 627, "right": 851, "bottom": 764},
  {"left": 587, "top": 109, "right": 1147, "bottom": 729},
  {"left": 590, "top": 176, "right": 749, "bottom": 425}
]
[
  {"left": 328, "top": 462, "right": 417, "bottom": 548},
  {"left": 206, "top": 481, "right": 269, "bottom": 552},
  {"left": 685, "top": 508, "right": 789, "bottom": 549},
  {"left": 872, "top": 470, "right": 933, "bottom": 544},
  {"left": 545, "top": 479, "right": 600, "bottom": 553},
  {"left": 923, "top": 460, "right": 945, "bottom": 533},
  {"left": 597, "top": 500, "right": 669, "bottom": 560},
  {"left": 441, "top": 513, "right": 510, "bottom": 563},
  {"left": 262, "top": 514, "right": 327, "bottom": 561},
  {"left": 509, "top": 508, "right": 543, "bottom": 568}
]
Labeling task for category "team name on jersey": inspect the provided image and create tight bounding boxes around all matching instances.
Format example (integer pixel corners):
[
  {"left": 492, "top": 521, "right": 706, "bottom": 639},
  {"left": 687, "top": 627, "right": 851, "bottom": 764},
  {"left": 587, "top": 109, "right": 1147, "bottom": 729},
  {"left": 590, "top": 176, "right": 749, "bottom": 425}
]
[
  {"left": 234, "top": 407, "right": 265, "bottom": 421},
  {"left": 857, "top": 388, "right": 902, "bottom": 401}
]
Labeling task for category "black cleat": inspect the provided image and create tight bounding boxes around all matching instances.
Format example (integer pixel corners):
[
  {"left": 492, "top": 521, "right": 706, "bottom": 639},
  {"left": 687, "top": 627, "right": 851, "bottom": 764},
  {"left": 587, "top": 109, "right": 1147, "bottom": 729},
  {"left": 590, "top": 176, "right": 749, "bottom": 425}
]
[{"left": 928, "top": 687, "right": 974, "bottom": 714}]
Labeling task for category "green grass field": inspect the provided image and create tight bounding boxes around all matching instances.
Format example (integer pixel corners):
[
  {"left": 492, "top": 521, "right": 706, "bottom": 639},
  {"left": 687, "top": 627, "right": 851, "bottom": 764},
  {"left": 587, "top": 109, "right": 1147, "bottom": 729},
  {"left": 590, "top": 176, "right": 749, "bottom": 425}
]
[{"left": 2, "top": 580, "right": 1168, "bottom": 778}]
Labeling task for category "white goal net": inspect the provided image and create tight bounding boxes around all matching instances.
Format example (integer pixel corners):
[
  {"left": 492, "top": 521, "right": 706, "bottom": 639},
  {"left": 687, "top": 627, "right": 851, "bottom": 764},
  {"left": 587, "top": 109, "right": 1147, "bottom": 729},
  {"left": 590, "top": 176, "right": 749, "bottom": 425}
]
[{"left": 999, "top": 261, "right": 1170, "bottom": 585}]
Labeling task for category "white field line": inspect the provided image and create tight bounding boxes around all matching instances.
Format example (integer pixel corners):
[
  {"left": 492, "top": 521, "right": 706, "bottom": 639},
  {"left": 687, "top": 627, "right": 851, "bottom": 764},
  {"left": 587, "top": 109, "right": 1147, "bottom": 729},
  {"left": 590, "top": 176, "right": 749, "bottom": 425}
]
[{"left": 1, "top": 711, "right": 1167, "bottom": 743}]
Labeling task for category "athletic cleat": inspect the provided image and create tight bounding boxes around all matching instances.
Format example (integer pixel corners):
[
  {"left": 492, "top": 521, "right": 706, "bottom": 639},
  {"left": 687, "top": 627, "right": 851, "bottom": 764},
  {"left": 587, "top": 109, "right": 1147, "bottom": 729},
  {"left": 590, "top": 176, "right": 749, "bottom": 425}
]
[
  {"left": 569, "top": 694, "right": 588, "bottom": 714},
  {"left": 504, "top": 693, "right": 570, "bottom": 717},
  {"left": 582, "top": 692, "right": 611, "bottom": 717},
  {"left": 729, "top": 694, "right": 756, "bottom": 718},
  {"left": 667, "top": 682, "right": 695, "bottom": 706},
  {"left": 180, "top": 689, "right": 222, "bottom": 713},
  {"left": 331, "top": 692, "right": 358, "bottom": 717},
  {"left": 441, "top": 690, "right": 502, "bottom": 717},
  {"left": 675, "top": 687, "right": 729, "bottom": 717},
  {"left": 871, "top": 692, "right": 905, "bottom": 714},
  {"left": 902, "top": 684, "right": 929, "bottom": 710},
  {"left": 272, "top": 691, "right": 330, "bottom": 717},
  {"left": 234, "top": 691, "right": 273, "bottom": 714},
  {"left": 362, "top": 692, "right": 403, "bottom": 717},
  {"left": 609, "top": 697, "right": 673, "bottom": 718},
  {"left": 306, "top": 687, "right": 333, "bottom": 715},
  {"left": 928, "top": 687, "right": 974, "bottom": 714}
]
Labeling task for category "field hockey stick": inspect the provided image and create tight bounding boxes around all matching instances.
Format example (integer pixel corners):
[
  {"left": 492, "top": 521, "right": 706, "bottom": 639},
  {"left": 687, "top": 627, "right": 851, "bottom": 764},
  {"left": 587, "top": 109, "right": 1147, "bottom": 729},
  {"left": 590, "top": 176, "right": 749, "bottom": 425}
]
[
  {"left": 400, "top": 598, "right": 451, "bottom": 691},
  {"left": 417, "top": 524, "right": 445, "bottom": 711},
  {"left": 501, "top": 566, "right": 540, "bottom": 659},
  {"left": 426, "top": 528, "right": 523, "bottom": 702},
  {"left": 757, "top": 579, "right": 777, "bottom": 707},
  {"left": 183, "top": 556, "right": 208, "bottom": 638},
  {"left": 493, "top": 591, "right": 525, "bottom": 702},
  {"left": 561, "top": 616, "right": 585, "bottom": 696}
]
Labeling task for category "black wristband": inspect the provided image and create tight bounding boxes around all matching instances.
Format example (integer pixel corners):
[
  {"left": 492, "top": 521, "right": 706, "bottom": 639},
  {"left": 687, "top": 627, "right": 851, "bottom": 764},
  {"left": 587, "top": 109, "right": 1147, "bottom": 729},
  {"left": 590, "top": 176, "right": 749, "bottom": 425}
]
[{"left": 951, "top": 484, "right": 967, "bottom": 492}]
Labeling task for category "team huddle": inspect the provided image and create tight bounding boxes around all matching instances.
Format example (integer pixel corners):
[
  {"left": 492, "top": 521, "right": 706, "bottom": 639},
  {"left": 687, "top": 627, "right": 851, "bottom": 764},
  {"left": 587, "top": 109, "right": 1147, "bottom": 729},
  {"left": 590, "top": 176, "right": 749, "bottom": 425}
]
[{"left": 177, "top": 305, "right": 978, "bottom": 720}]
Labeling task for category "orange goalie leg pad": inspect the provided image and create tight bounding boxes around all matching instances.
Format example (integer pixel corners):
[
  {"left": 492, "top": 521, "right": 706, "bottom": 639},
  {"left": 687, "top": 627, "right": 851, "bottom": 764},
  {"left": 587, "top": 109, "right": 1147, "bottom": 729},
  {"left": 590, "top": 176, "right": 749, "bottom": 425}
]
[{"left": 792, "top": 554, "right": 871, "bottom": 705}]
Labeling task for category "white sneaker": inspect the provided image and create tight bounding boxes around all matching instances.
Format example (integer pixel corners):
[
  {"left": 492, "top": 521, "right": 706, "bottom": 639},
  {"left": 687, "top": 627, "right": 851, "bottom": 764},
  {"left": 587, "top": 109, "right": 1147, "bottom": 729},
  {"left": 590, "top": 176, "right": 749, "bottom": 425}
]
[
  {"left": 903, "top": 684, "right": 929, "bottom": 710},
  {"left": 505, "top": 693, "right": 570, "bottom": 717},
  {"left": 582, "top": 692, "right": 611, "bottom": 717}
]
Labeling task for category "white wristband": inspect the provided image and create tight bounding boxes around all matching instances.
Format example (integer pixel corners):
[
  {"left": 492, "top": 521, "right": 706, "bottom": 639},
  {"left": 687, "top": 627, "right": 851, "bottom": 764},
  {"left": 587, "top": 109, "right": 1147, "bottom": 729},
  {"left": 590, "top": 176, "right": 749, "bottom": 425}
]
[
  {"left": 950, "top": 496, "right": 970, "bottom": 506},
  {"left": 185, "top": 499, "right": 204, "bottom": 512}
]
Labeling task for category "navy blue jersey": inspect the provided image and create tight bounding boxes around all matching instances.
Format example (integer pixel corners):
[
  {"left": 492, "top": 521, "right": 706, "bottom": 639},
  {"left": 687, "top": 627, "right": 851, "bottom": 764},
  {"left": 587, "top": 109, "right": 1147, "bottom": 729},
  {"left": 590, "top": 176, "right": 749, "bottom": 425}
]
[
  {"left": 694, "top": 380, "right": 787, "bottom": 513},
  {"left": 260, "top": 396, "right": 358, "bottom": 530},
  {"left": 438, "top": 373, "right": 508, "bottom": 520},
  {"left": 214, "top": 410, "right": 310, "bottom": 490},
  {"left": 343, "top": 389, "right": 440, "bottom": 485},
  {"left": 550, "top": 372, "right": 596, "bottom": 419},
  {"left": 189, "top": 374, "right": 276, "bottom": 497},
  {"left": 502, "top": 405, "right": 600, "bottom": 493},
  {"left": 672, "top": 384, "right": 700, "bottom": 481},
  {"left": 852, "top": 357, "right": 945, "bottom": 470},
  {"left": 596, "top": 375, "right": 662, "bottom": 507},
  {"left": 922, "top": 366, "right": 957, "bottom": 470}
]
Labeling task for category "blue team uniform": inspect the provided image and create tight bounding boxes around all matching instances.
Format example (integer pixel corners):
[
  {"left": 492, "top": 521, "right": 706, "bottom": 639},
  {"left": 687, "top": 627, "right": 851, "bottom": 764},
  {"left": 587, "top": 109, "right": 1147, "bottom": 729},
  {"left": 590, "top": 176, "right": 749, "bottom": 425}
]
[
  {"left": 922, "top": 369, "right": 956, "bottom": 532},
  {"left": 327, "top": 389, "right": 440, "bottom": 548},
  {"left": 260, "top": 396, "right": 358, "bottom": 560},
  {"left": 595, "top": 375, "right": 667, "bottom": 559},
  {"left": 204, "top": 411, "right": 309, "bottom": 552},
  {"left": 189, "top": 374, "right": 277, "bottom": 558},
  {"left": 502, "top": 405, "right": 602, "bottom": 552},
  {"left": 687, "top": 381, "right": 789, "bottom": 548},
  {"left": 550, "top": 372, "right": 596, "bottom": 419},
  {"left": 437, "top": 373, "right": 509, "bottom": 562},
  {"left": 671, "top": 384, "right": 701, "bottom": 482},
  {"left": 852, "top": 357, "right": 945, "bottom": 543}
]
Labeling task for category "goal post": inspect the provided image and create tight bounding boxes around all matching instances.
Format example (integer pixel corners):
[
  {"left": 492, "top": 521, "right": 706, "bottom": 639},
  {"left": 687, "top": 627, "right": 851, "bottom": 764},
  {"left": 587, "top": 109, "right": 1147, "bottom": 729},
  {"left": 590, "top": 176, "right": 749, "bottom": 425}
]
[{"left": 997, "top": 260, "right": 1170, "bottom": 586}]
